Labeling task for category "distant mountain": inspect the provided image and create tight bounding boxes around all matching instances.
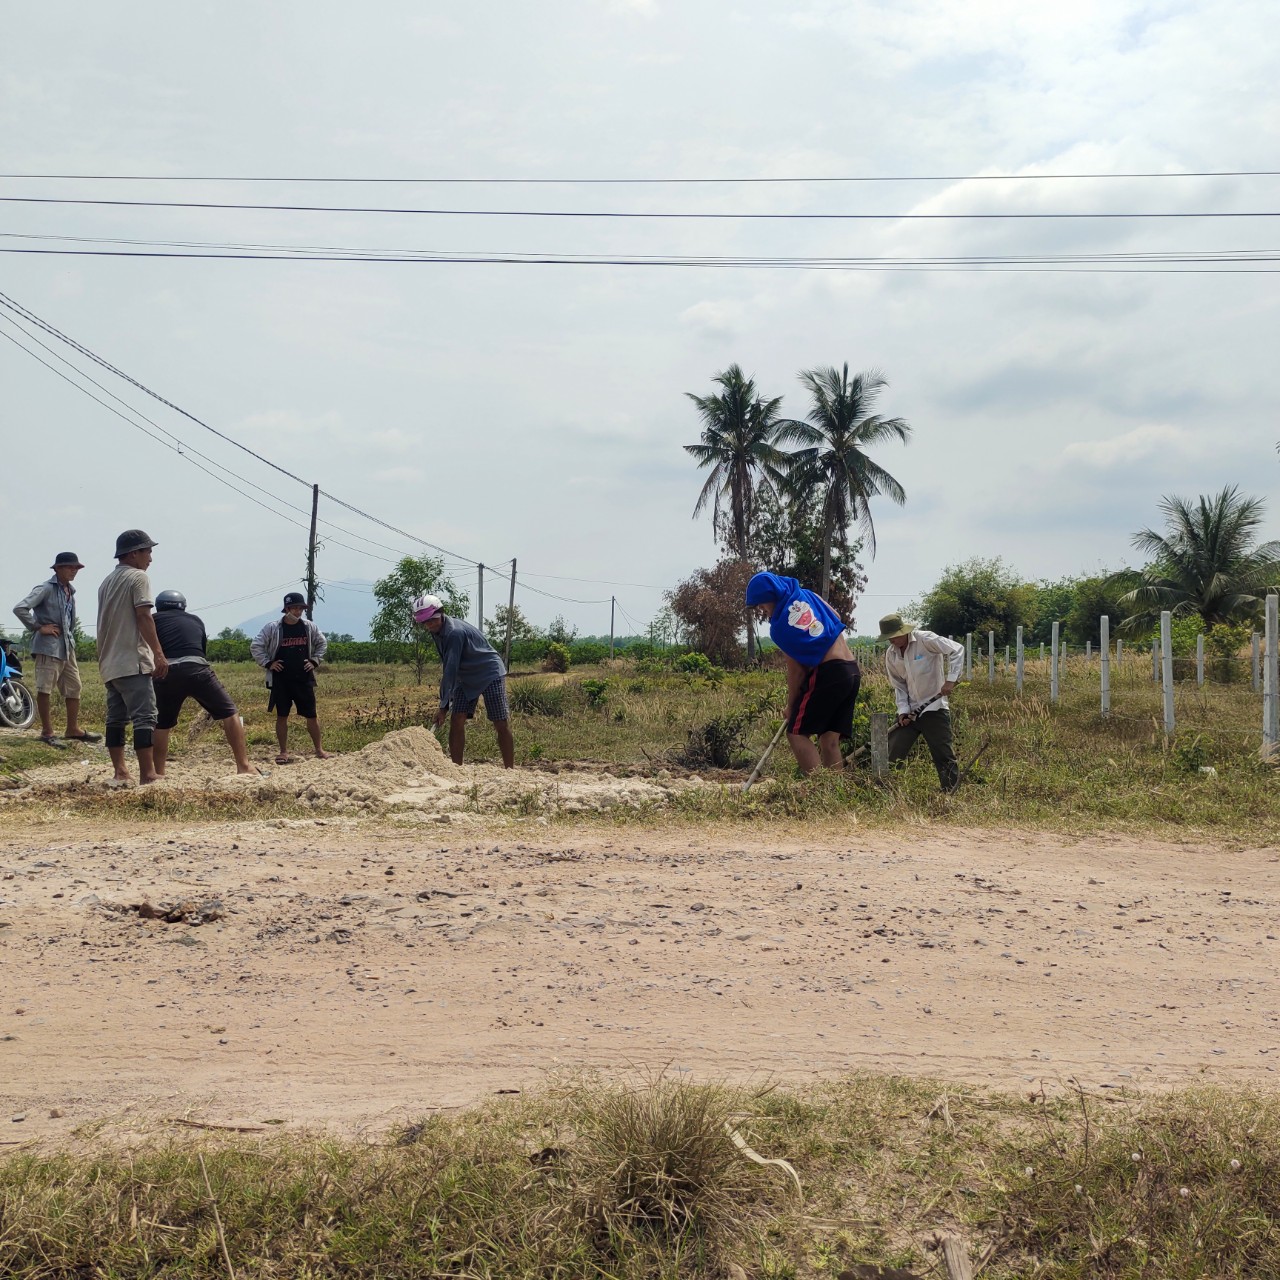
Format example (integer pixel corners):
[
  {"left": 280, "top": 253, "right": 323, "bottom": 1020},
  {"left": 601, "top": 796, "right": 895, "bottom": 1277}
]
[{"left": 235, "top": 582, "right": 375, "bottom": 640}]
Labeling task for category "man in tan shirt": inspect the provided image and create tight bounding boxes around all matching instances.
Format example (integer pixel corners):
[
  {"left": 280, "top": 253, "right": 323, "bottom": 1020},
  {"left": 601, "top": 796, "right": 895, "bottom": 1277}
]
[{"left": 97, "top": 530, "right": 169, "bottom": 786}]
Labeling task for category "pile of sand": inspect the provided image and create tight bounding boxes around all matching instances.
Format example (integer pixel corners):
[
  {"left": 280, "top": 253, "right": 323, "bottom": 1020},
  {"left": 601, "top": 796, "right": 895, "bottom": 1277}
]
[{"left": 7, "top": 726, "right": 708, "bottom": 818}]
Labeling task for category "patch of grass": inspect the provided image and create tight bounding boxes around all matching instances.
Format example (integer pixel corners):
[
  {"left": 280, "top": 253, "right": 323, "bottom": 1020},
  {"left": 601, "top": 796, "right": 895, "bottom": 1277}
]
[
  {"left": 3, "top": 655, "right": 1278, "bottom": 835},
  {"left": 6, "top": 1077, "right": 1280, "bottom": 1278}
]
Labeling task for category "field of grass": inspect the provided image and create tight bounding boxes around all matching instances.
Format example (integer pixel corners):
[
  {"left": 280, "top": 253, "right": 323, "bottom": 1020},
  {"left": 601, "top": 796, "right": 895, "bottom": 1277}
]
[
  {"left": 3, "top": 1074, "right": 1279, "bottom": 1278},
  {"left": 2, "top": 653, "right": 1276, "bottom": 835}
]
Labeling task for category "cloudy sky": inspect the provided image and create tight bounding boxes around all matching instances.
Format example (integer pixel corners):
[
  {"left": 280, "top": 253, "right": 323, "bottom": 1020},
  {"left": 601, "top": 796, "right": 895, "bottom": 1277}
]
[{"left": 3, "top": 0, "right": 1277, "bottom": 640}]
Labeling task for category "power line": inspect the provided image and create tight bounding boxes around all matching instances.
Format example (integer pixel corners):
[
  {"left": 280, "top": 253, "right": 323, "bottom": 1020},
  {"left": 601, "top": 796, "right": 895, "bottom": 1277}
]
[
  {"left": 7, "top": 230, "right": 1280, "bottom": 269},
  {"left": 0, "top": 306, "right": 435, "bottom": 565},
  {"left": 4, "top": 194, "right": 1279, "bottom": 220},
  {"left": 0, "top": 288, "right": 495, "bottom": 567},
  {"left": 4, "top": 169, "right": 1280, "bottom": 184}
]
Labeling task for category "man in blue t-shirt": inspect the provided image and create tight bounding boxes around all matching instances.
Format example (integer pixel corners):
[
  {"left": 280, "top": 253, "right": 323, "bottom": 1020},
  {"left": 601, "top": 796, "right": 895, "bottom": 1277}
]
[{"left": 744, "top": 572, "right": 861, "bottom": 774}]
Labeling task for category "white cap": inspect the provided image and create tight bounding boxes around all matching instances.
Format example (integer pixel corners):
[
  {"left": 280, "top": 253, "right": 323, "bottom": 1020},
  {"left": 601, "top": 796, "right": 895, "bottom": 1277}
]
[{"left": 412, "top": 593, "right": 443, "bottom": 623}]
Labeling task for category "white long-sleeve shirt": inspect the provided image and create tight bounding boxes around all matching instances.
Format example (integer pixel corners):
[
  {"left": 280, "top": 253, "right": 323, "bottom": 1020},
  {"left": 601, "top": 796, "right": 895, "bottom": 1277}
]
[{"left": 884, "top": 628, "right": 965, "bottom": 715}]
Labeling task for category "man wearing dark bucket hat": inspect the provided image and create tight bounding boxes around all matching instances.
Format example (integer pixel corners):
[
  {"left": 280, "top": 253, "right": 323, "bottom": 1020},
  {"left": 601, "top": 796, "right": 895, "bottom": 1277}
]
[
  {"left": 12, "top": 551, "right": 101, "bottom": 745},
  {"left": 96, "top": 530, "right": 168, "bottom": 786},
  {"left": 743, "top": 572, "right": 860, "bottom": 774},
  {"left": 250, "top": 592, "right": 329, "bottom": 764},
  {"left": 879, "top": 613, "right": 964, "bottom": 793}
]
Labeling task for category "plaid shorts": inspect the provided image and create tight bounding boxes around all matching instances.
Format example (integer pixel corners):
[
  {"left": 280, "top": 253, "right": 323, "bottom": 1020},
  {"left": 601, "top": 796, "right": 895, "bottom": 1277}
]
[{"left": 451, "top": 677, "right": 509, "bottom": 722}]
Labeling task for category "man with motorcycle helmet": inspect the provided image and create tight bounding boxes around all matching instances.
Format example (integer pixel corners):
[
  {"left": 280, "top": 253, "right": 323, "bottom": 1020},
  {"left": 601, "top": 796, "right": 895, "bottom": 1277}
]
[{"left": 151, "top": 590, "right": 255, "bottom": 776}]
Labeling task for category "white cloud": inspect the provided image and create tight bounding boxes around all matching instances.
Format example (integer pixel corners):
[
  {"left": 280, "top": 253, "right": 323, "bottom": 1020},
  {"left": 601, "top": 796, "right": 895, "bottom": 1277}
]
[
  {"left": 1060, "top": 424, "right": 1197, "bottom": 470},
  {"left": 678, "top": 299, "right": 741, "bottom": 339}
]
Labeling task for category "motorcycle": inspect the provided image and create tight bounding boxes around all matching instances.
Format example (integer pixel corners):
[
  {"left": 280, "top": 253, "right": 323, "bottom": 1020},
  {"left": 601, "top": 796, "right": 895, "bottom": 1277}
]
[{"left": 0, "top": 640, "right": 35, "bottom": 729}]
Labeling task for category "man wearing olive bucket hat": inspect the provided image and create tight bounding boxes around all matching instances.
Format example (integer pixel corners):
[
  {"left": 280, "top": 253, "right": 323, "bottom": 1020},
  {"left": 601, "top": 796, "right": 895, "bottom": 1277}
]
[
  {"left": 412, "top": 594, "right": 514, "bottom": 767},
  {"left": 879, "top": 612, "right": 964, "bottom": 792}
]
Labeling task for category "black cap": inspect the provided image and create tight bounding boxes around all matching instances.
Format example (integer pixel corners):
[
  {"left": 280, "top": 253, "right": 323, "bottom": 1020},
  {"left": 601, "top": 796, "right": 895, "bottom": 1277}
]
[
  {"left": 51, "top": 552, "right": 84, "bottom": 569},
  {"left": 114, "top": 529, "right": 158, "bottom": 558},
  {"left": 282, "top": 592, "right": 307, "bottom": 611}
]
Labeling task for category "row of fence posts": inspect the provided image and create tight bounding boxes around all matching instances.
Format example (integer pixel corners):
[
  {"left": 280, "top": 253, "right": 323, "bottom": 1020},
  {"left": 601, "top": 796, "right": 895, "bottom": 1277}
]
[{"left": 858, "top": 596, "right": 1280, "bottom": 766}]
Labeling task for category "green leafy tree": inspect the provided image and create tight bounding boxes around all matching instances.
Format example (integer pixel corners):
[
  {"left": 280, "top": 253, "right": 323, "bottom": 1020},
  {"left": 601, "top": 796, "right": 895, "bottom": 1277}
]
[
  {"left": 1117, "top": 486, "right": 1280, "bottom": 632},
  {"left": 685, "top": 364, "right": 788, "bottom": 660},
  {"left": 1024, "top": 577, "right": 1080, "bottom": 646},
  {"left": 776, "top": 364, "right": 911, "bottom": 599},
  {"left": 918, "top": 557, "right": 1035, "bottom": 648},
  {"left": 485, "top": 603, "right": 538, "bottom": 651},
  {"left": 753, "top": 486, "right": 867, "bottom": 625},
  {"left": 1065, "top": 571, "right": 1142, "bottom": 645},
  {"left": 370, "top": 554, "right": 469, "bottom": 683},
  {"left": 545, "top": 614, "right": 578, "bottom": 646}
]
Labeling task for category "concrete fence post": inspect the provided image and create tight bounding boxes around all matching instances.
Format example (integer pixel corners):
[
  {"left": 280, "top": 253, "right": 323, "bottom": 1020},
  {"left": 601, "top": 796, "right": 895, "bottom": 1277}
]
[
  {"left": 1264, "top": 595, "right": 1279, "bottom": 762},
  {"left": 1050, "top": 620, "right": 1060, "bottom": 703},
  {"left": 1161, "top": 611, "right": 1175, "bottom": 737},
  {"left": 870, "top": 712, "right": 890, "bottom": 779},
  {"left": 1196, "top": 633, "right": 1205, "bottom": 687},
  {"left": 1116, "top": 637, "right": 1123, "bottom": 667},
  {"left": 965, "top": 633, "right": 973, "bottom": 681},
  {"left": 1086, "top": 639, "right": 1092, "bottom": 662},
  {"left": 988, "top": 631, "right": 995, "bottom": 685},
  {"left": 1039, "top": 642, "right": 1045, "bottom": 662},
  {"left": 1100, "top": 616, "right": 1111, "bottom": 717},
  {"left": 1016, "top": 626, "right": 1024, "bottom": 693}
]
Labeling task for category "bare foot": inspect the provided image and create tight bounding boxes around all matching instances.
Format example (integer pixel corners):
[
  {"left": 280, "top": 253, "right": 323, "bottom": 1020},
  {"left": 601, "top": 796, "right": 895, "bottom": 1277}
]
[
  {"left": 139, "top": 774, "right": 160, "bottom": 785},
  {"left": 314, "top": 750, "right": 332, "bottom": 759},
  {"left": 236, "top": 766, "right": 257, "bottom": 775}
]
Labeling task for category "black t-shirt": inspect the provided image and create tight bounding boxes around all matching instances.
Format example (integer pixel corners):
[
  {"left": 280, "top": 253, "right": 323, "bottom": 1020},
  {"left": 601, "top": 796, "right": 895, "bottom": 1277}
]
[
  {"left": 277, "top": 619, "right": 311, "bottom": 680},
  {"left": 154, "top": 610, "right": 208, "bottom": 661}
]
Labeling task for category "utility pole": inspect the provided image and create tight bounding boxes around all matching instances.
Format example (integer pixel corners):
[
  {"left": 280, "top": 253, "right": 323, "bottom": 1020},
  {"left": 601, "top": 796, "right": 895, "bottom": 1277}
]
[
  {"left": 477, "top": 564, "right": 484, "bottom": 631},
  {"left": 503, "top": 559, "right": 517, "bottom": 671},
  {"left": 304, "top": 483, "right": 319, "bottom": 620},
  {"left": 610, "top": 596, "right": 616, "bottom": 660}
]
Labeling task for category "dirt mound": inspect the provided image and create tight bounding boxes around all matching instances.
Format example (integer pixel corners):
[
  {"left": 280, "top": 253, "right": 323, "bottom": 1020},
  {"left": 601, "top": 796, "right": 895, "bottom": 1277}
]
[{"left": 5, "top": 726, "right": 708, "bottom": 817}]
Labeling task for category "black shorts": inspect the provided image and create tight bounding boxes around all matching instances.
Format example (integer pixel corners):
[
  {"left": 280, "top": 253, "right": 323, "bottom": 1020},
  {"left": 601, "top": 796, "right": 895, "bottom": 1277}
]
[
  {"left": 269, "top": 674, "right": 317, "bottom": 719},
  {"left": 787, "top": 659, "right": 861, "bottom": 739},
  {"left": 155, "top": 664, "right": 238, "bottom": 730}
]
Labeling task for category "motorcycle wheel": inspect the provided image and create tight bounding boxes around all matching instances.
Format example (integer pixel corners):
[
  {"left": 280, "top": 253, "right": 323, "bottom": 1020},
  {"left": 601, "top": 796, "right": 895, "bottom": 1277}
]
[{"left": 0, "top": 679, "right": 35, "bottom": 730}]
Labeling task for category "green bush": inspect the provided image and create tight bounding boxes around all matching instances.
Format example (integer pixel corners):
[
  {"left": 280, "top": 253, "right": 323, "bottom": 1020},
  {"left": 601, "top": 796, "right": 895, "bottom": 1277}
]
[
  {"left": 674, "top": 651, "right": 716, "bottom": 677},
  {"left": 580, "top": 678, "right": 609, "bottom": 709},
  {"left": 509, "top": 681, "right": 567, "bottom": 717},
  {"left": 542, "top": 642, "right": 571, "bottom": 673}
]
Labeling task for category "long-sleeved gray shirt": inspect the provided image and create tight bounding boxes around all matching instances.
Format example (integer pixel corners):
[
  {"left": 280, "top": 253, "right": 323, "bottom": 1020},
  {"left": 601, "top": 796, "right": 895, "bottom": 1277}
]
[
  {"left": 431, "top": 616, "right": 506, "bottom": 709},
  {"left": 13, "top": 577, "right": 76, "bottom": 660}
]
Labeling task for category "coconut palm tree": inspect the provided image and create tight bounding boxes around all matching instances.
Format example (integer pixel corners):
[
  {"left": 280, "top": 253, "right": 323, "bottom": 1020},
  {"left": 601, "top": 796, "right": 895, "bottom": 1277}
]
[
  {"left": 684, "top": 364, "right": 788, "bottom": 659},
  {"left": 775, "top": 365, "right": 912, "bottom": 598},
  {"left": 1117, "top": 486, "right": 1280, "bottom": 631}
]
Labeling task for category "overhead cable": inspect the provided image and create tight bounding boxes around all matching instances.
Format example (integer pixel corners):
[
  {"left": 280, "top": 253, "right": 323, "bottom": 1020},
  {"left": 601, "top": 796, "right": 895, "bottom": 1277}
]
[
  {"left": 3, "top": 194, "right": 1279, "bottom": 220},
  {"left": 3, "top": 168, "right": 1279, "bottom": 183}
]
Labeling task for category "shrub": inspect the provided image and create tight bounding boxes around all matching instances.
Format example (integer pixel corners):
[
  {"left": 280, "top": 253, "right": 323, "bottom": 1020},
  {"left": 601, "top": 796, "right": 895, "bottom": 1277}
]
[
  {"left": 580, "top": 678, "right": 609, "bottom": 709},
  {"left": 508, "top": 681, "right": 566, "bottom": 717},
  {"left": 542, "top": 642, "right": 571, "bottom": 673},
  {"left": 674, "top": 651, "right": 715, "bottom": 677}
]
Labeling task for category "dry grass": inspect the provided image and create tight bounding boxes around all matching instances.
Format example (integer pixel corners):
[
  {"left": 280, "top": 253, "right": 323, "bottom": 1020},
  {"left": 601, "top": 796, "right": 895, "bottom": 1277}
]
[
  {"left": 1, "top": 656, "right": 1277, "bottom": 836},
  {"left": 4, "top": 1075, "right": 1280, "bottom": 1278}
]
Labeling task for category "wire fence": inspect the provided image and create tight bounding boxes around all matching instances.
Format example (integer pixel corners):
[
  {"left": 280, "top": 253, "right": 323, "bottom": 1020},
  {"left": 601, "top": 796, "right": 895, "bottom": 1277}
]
[{"left": 851, "top": 600, "right": 1280, "bottom": 760}]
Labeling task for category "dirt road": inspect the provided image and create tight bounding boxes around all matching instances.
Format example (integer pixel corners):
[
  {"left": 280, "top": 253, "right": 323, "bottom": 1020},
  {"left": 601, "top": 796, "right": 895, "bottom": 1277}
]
[{"left": 2, "top": 819, "right": 1277, "bottom": 1142}]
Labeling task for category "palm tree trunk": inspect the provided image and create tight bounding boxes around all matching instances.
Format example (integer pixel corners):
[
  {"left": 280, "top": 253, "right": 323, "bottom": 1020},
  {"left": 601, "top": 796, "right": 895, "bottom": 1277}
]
[{"left": 821, "top": 507, "right": 834, "bottom": 600}]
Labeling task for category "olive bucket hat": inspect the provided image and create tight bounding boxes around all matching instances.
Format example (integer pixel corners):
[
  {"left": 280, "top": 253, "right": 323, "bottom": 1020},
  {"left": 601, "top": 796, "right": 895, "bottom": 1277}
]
[{"left": 878, "top": 612, "right": 918, "bottom": 641}]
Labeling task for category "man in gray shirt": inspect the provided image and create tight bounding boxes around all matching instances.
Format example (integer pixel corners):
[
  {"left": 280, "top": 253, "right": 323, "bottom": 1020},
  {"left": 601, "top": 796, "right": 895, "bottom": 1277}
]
[
  {"left": 96, "top": 530, "right": 169, "bottom": 786},
  {"left": 12, "top": 551, "right": 101, "bottom": 744},
  {"left": 413, "top": 593, "right": 514, "bottom": 767}
]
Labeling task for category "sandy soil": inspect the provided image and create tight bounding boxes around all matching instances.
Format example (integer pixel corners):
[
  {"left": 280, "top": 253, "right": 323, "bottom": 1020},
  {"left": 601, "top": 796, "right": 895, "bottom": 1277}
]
[{"left": 2, "top": 818, "right": 1278, "bottom": 1144}]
